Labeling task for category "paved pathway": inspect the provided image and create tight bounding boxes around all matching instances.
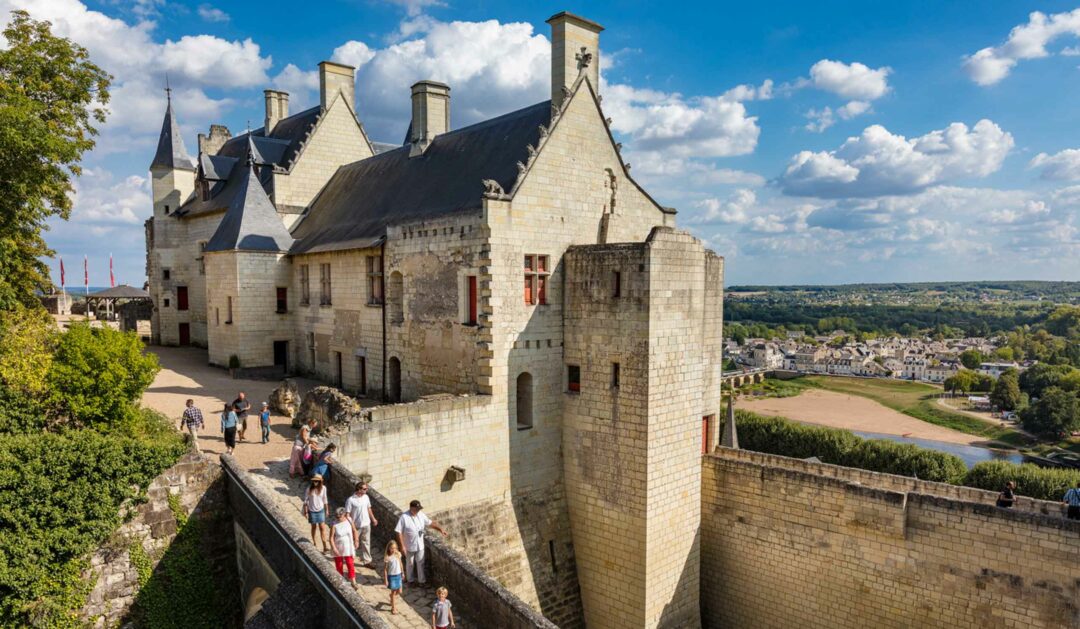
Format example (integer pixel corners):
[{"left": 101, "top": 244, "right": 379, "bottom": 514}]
[
  {"left": 141, "top": 346, "right": 437, "bottom": 628},
  {"left": 249, "top": 461, "right": 437, "bottom": 628}
]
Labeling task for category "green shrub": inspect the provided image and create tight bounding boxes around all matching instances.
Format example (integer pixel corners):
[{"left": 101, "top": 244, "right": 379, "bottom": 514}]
[
  {"left": 963, "top": 460, "right": 1080, "bottom": 502},
  {"left": 0, "top": 429, "right": 184, "bottom": 627},
  {"left": 735, "top": 411, "right": 967, "bottom": 483},
  {"left": 46, "top": 324, "right": 159, "bottom": 429}
]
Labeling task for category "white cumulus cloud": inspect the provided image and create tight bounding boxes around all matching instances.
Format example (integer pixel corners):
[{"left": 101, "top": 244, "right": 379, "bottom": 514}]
[
  {"left": 964, "top": 8, "right": 1080, "bottom": 85},
  {"left": 808, "top": 59, "right": 891, "bottom": 100},
  {"left": 1030, "top": 149, "right": 1080, "bottom": 181},
  {"left": 780, "top": 120, "right": 1014, "bottom": 197},
  {"left": 197, "top": 4, "right": 229, "bottom": 22}
]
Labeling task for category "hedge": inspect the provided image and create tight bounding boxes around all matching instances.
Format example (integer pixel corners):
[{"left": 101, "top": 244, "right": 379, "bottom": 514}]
[
  {"left": 964, "top": 460, "right": 1080, "bottom": 502},
  {"left": 735, "top": 410, "right": 1080, "bottom": 502},
  {"left": 735, "top": 410, "right": 968, "bottom": 483}
]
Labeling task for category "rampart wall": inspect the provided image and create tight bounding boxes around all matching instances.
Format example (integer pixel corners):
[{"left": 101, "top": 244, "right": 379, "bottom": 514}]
[{"left": 701, "top": 448, "right": 1080, "bottom": 629}]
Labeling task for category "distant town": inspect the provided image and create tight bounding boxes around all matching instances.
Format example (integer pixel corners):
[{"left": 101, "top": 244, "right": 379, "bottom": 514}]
[{"left": 728, "top": 331, "right": 1022, "bottom": 384}]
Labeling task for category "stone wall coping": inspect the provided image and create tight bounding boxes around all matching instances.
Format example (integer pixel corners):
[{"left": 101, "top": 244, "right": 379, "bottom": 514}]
[
  {"left": 220, "top": 454, "right": 391, "bottom": 629},
  {"left": 710, "top": 448, "right": 1080, "bottom": 534},
  {"left": 328, "top": 460, "right": 558, "bottom": 629}
]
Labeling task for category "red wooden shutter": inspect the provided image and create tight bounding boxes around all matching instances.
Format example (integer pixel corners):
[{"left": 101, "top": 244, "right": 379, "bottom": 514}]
[
  {"left": 468, "top": 276, "right": 478, "bottom": 324},
  {"left": 177, "top": 286, "right": 189, "bottom": 311}
]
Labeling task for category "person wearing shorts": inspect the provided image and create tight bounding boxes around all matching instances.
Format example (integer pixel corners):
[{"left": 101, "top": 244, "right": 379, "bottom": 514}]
[
  {"left": 384, "top": 540, "right": 404, "bottom": 615},
  {"left": 303, "top": 474, "right": 330, "bottom": 552}
]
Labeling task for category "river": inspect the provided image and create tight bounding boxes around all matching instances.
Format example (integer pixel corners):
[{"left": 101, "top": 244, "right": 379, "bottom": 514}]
[{"left": 851, "top": 429, "right": 1026, "bottom": 468}]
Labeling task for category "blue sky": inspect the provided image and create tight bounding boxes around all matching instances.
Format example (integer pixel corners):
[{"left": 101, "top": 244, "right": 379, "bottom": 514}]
[{"left": 6, "top": 0, "right": 1080, "bottom": 285}]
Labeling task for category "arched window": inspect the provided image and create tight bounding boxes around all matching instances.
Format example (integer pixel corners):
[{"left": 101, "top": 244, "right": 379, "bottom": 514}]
[
  {"left": 516, "top": 372, "right": 533, "bottom": 430},
  {"left": 388, "top": 356, "right": 402, "bottom": 403},
  {"left": 388, "top": 271, "right": 404, "bottom": 325}
]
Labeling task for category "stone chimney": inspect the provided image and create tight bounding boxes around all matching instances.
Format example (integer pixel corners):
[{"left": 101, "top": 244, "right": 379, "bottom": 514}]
[
  {"left": 198, "top": 124, "right": 232, "bottom": 156},
  {"left": 264, "top": 89, "right": 289, "bottom": 134},
  {"left": 319, "top": 61, "right": 355, "bottom": 110},
  {"left": 409, "top": 80, "right": 450, "bottom": 157},
  {"left": 547, "top": 11, "right": 603, "bottom": 108}
]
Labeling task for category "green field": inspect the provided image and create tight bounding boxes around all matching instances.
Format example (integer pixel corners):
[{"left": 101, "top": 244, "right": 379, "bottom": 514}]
[{"left": 756, "top": 375, "right": 1032, "bottom": 447}]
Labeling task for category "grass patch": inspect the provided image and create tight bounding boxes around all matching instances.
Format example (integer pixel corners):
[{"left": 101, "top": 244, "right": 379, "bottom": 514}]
[
  {"left": 794, "top": 375, "right": 1032, "bottom": 446},
  {"left": 737, "top": 377, "right": 816, "bottom": 399}
]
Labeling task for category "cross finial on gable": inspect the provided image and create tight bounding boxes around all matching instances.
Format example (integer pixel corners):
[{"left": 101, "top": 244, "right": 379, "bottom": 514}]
[
  {"left": 164, "top": 73, "right": 171, "bottom": 103},
  {"left": 575, "top": 46, "right": 593, "bottom": 71}
]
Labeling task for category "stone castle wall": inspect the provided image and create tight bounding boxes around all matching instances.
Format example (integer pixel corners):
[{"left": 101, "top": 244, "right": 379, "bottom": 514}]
[
  {"left": 700, "top": 448, "right": 1080, "bottom": 629},
  {"left": 80, "top": 453, "right": 233, "bottom": 628}
]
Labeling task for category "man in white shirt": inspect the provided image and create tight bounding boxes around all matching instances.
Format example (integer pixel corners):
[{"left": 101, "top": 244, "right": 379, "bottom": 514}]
[
  {"left": 394, "top": 499, "right": 447, "bottom": 584},
  {"left": 344, "top": 482, "right": 378, "bottom": 566}
]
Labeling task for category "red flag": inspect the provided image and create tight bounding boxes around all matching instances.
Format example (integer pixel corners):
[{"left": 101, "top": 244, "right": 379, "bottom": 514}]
[
  {"left": 60, "top": 258, "right": 65, "bottom": 288},
  {"left": 109, "top": 254, "right": 115, "bottom": 287},
  {"left": 84, "top": 256, "right": 88, "bottom": 288}
]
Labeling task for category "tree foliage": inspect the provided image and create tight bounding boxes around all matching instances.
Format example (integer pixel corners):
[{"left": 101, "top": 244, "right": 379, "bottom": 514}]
[
  {"left": 959, "top": 349, "right": 984, "bottom": 370},
  {"left": 989, "top": 369, "right": 1022, "bottom": 411},
  {"left": 46, "top": 324, "right": 159, "bottom": 429},
  {"left": 0, "top": 306, "right": 56, "bottom": 397},
  {"left": 0, "top": 11, "right": 110, "bottom": 309},
  {"left": 1020, "top": 387, "right": 1080, "bottom": 438},
  {"left": 964, "top": 460, "right": 1080, "bottom": 503}
]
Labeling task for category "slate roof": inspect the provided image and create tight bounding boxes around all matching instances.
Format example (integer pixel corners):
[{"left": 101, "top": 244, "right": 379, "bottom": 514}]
[
  {"left": 204, "top": 159, "right": 294, "bottom": 253},
  {"left": 87, "top": 284, "right": 151, "bottom": 299},
  {"left": 149, "top": 101, "right": 196, "bottom": 171},
  {"left": 289, "top": 100, "right": 551, "bottom": 254},
  {"left": 217, "top": 105, "right": 322, "bottom": 170}
]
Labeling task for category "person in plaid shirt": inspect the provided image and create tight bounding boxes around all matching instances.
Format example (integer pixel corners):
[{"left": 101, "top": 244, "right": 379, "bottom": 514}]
[{"left": 179, "top": 399, "right": 204, "bottom": 452}]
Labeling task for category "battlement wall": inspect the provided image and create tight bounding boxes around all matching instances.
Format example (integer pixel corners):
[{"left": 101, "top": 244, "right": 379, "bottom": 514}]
[{"left": 701, "top": 448, "right": 1080, "bottom": 629}]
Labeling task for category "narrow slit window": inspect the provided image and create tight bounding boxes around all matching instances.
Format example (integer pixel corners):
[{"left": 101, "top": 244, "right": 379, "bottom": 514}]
[
  {"left": 613, "top": 271, "right": 621, "bottom": 297},
  {"left": 567, "top": 365, "right": 580, "bottom": 393},
  {"left": 466, "top": 276, "right": 478, "bottom": 325},
  {"left": 611, "top": 362, "right": 620, "bottom": 389},
  {"left": 276, "top": 287, "right": 287, "bottom": 313}
]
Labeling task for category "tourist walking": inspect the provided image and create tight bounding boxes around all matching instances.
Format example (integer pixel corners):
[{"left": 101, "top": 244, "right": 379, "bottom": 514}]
[
  {"left": 290, "top": 418, "right": 317, "bottom": 478},
  {"left": 432, "top": 587, "right": 455, "bottom": 629},
  {"left": 259, "top": 402, "right": 271, "bottom": 444},
  {"left": 179, "top": 399, "right": 204, "bottom": 453},
  {"left": 303, "top": 474, "right": 330, "bottom": 552},
  {"left": 1064, "top": 481, "right": 1080, "bottom": 521},
  {"left": 345, "top": 482, "right": 379, "bottom": 567},
  {"left": 330, "top": 507, "right": 359, "bottom": 589},
  {"left": 384, "top": 540, "right": 404, "bottom": 615},
  {"left": 233, "top": 392, "right": 251, "bottom": 442},
  {"left": 220, "top": 403, "right": 238, "bottom": 455},
  {"left": 394, "top": 499, "right": 447, "bottom": 585},
  {"left": 311, "top": 443, "right": 337, "bottom": 484},
  {"left": 996, "top": 481, "right": 1016, "bottom": 508}
]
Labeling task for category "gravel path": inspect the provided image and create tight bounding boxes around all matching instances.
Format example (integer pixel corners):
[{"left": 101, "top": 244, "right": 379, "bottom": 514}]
[{"left": 141, "top": 346, "right": 322, "bottom": 470}]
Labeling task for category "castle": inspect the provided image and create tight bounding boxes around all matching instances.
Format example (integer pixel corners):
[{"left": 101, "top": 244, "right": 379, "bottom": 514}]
[
  {"left": 146, "top": 11, "right": 721, "bottom": 627},
  {"left": 142, "top": 8, "right": 1080, "bottom": 628}
]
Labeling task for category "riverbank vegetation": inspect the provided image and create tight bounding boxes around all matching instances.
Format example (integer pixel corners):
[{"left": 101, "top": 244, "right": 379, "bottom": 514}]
[{"left": 735, "top": 412, "right": 1080, "bottom": 502}]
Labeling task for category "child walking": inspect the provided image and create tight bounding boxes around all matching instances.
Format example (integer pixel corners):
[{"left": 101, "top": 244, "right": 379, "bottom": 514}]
[
  {"left": 330, "top": 507, "right": 359, "bottom": 589},
  {"left": 259, "top": 402, "right": 272, "bottom": 444},
  {"left": 432, "top": 586, "right": 455, "bottom": 629},
  {"left": 384, "top": 540, "right": 404, "bottom": 614}
]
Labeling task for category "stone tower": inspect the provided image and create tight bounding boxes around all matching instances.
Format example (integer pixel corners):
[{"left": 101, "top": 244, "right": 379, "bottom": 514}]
[{"left": 149, "top": 90, "right": 196, "bottom": 219}]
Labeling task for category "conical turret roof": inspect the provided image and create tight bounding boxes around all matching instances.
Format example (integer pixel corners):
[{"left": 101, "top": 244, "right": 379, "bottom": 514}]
[
  {"left": 204, "top": 152, "right": 294, "bottom": 253},
  {"left": 150, "top": 98, "right": 196, "bottom": 171}
]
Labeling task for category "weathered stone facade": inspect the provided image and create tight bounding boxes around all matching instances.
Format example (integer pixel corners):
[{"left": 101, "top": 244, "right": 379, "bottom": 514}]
[{"left": 701, "top": 448, "right": 1080, "bottom": 629}]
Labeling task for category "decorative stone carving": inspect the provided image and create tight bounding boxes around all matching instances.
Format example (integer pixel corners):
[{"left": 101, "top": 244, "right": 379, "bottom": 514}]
[
  {"left": 538, "top": 124, "right": 549, "bottom": 139},
  {"left": 482, "top": 179, "right": 505, "bottom": 197},
  {"left": 516, "top": 161, "right": 527, "bottom": 175},
  {"left": 575, "top": 46, "right": 593, "bottom": 70},
  {"left": 269, "top": 378, "right": 300, "bottom": 419}
]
